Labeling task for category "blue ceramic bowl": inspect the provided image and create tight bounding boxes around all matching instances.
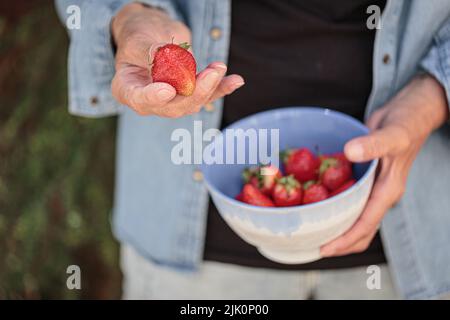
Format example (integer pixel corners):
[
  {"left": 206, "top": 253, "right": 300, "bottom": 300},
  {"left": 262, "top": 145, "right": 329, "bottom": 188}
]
[{"left": 201, "top": 107, "right": 378, "bottom": 264}]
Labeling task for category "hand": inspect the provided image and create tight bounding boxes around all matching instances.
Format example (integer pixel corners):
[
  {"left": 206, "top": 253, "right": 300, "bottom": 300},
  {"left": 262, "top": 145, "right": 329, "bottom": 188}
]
[
  {"left": 111, "top": 3, "right": 244, "bottom": 117},
  {"left": 321, "top": 74, "right": 449, "bottom": 257}
]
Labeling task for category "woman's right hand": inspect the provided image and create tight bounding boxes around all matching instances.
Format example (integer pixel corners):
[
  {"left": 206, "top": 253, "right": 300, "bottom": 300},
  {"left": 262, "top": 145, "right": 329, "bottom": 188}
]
[{"left": 111, "top": 3, "right": 244, "bottom": 117}]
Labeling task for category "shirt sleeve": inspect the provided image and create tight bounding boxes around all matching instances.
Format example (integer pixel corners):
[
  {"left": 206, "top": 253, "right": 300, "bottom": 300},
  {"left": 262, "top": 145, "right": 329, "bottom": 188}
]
[
  {"left": 421, "top": 15, "right": 450, "bottom": 114},
  {"left": 55, "top": 0, "right": 182, "bottom": 118}
]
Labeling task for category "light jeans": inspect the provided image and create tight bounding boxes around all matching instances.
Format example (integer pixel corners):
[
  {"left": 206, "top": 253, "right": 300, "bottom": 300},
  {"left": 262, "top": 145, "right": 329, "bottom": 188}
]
[{"left": 121, "top": 244, "right": 399, "bottom": 300}]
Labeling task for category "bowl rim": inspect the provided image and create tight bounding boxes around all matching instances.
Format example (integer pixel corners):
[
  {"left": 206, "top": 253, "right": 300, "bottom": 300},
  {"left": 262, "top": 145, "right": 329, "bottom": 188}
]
[{"left": 202, "top": 106, "right": 379, "bottom": 214}]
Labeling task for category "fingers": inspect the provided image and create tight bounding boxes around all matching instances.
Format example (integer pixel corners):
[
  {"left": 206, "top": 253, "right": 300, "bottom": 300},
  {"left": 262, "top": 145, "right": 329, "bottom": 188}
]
[
  {"left": 111, "top": 65, "right": 177, "bottom": 114},
  {"left": 194, "top": 62, "right": 228, "bottom": 103},
  {"left": 165, "top": 62, "right": 228, "bottom": 115},
  {"left": 320, "top": 164, "right": 400, "bottom": 257},
  {"left": 334, "top": 231, "right": 378, "bottom": 256},
  {"left": 320, "top": 203, "right": 383, "bottom": 257},
  {"left": 320, "top": 197, "right": 386, "bottom": 257},
  {"left": 115, "top": 34, "right": 163, "bottom": 70},
  {"left": 344, "top": 125, "right": 411, "bottom": 162},
  {"left": 132, "top": 82, "right": 177, "bottom": 115},
  {"left": 208, "top": 74, "right": 245, "bottom": 103},
  {"left": 147, "top": 42, "right": 166, "bottom": 68},
  {"left": 112, "top": 61, "right": 242, "bottom": 117}
]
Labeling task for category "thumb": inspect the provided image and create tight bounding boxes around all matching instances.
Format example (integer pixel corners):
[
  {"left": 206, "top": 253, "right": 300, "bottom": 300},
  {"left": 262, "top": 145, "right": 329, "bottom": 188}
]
[
  {"left": 344, "top": 126, "right": 409, "bottom": 162},
  {"left": 147, "top": 42, "right": 166, "bottom": 69},
  {"left": 115, "top": 39, "right": 165, "bottom": 70}
]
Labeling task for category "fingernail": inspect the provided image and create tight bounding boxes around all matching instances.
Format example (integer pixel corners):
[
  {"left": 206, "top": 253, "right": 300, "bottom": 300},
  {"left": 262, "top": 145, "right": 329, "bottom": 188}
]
[
  {"left": 233, "top": 81, "right": 245, "bottom": 89},
  {"left": 215, "top": 63, "right": 227, "bottom": 70},
  {"left": 347, "top": 142, "right": 364, "bottom": 161},
  {"left": 157, "top": 89, "right": 174, "bottom": 101},
  {"left": 321, "top": 247, "right": 335, "bottom": 257},
  {"left": 202, "top": 71, "right": 220, "bottom": 90}
]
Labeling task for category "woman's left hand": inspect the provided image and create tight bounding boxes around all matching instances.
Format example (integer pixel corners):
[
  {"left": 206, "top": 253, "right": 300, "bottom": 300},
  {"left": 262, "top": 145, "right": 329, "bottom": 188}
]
[{"left": 321, "top": 74, "right": 449, "bottom": 257}]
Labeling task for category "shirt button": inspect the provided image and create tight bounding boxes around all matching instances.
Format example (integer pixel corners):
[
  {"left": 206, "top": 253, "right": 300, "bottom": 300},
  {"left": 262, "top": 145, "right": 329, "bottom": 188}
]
[
  {"left": 192, "top": 169, "right": 203, "bottom": 182},
  {"left": 204, "top": 103, "right": 215, "bottom": 112},
  {"left": 382, "top": 54, "right": 391, "bottom": 64},
  {"left": 90, "top": 96, "right": 99, "bottom": 106},
  {"left": 210, "top": 27, "right": 222, "bottom": 40}
]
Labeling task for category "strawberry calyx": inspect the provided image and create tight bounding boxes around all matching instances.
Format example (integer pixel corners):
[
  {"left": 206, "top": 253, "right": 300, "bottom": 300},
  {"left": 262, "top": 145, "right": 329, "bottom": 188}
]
[
  {"left": 242, "top": 167, "right": 255, "bottom": 183},
  {"left": 242, "top": 166, "right": 262, "bottom": 185},
  {"left": 179, "top": 42, "right": 191, "bottom": 50},
  {"left": 319, "top": 157, "right": 338, "bottom": 175},
  {"left": 243, "top": 165, "right": 280, "bottom": 189},
  {"left": 303, "top": 180, "right": 316, "bottom": 190},
  {"left": 280, "top": 149, "right": 293, "bottom": 164},
  {"left": 277, "top": 175, "right": 300, "bottom": 195}
]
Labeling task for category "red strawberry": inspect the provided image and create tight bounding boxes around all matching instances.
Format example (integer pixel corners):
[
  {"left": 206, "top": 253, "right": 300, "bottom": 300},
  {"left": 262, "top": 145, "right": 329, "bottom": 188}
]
[
  {"left": 281, "top": 148, "right": 320, "bottom": 182},
  {"left": 303, "top": 182, "right": 329, "bottom": 204},
  {"left": 151, "top": 42, "right": 196, "bottom": 96},
  {"left": 242, "top": 165, "right": 282, "bottom": 196},
  {"left": 235, "top": 192, "right": 244, "bottom": 202},
  {"left": 330, "top": 152, "right": 352, "bottom": 167},
  {"left": 319, "top": 155, "right": 352, "bottom": 191},
  {"left": 329, "top": 179, "right": 356, "bottom": 197},
  {"left": 241, "top": 184, "right": 275, "bottom": 207},
  {"left": 272, "top": 175, "right": 303, "bottom": 207}
]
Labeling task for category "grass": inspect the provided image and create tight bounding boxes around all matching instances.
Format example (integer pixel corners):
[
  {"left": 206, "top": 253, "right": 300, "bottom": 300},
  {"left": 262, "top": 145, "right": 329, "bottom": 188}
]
[{"left": 0, "top": 1, "right": 121, "bottom": 299}]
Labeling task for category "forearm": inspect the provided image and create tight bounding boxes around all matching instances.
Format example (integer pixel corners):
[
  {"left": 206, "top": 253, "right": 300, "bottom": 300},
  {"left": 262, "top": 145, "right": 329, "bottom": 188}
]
[
  {"left": 419, "top": 74, "right": 450, "bottom": 130},
  {"left": 406, "top": 74, "right": 449, "bottom": 134},
  {"left": 384, "top": 74, "right": 449, "bottom": 144},
  {"left": 421, "top": 15, "right": 450, "bottom": 123}
]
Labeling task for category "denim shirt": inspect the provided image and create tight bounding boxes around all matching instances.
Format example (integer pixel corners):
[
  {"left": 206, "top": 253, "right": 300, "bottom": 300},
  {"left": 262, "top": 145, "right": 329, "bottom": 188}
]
[{"left": 56, "top": 0, "right": 450, "bottom": 299}]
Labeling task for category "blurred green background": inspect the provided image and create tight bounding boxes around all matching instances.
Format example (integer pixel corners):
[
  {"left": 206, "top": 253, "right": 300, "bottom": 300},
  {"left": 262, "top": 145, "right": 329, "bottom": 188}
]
[{"left": 0, "top": 1, "right": 121, "bottom": 299}]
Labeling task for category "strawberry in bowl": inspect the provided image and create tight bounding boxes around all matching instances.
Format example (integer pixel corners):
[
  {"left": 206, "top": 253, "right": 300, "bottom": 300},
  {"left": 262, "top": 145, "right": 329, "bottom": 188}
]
[
  {"left": 282, "top": 148, "right": 320, "bottom": 182},
  {"left": 242, "top": 165, "right": 282, "bottom": 197},
  {"left": 272, "top": 175, "right": 303, "bottom": 207},
  {"left": 235, "top": 148, "right": 356, "bottom": 207},
  {"left": 201, "top": 107, "right": 378, "bottom": 264}
]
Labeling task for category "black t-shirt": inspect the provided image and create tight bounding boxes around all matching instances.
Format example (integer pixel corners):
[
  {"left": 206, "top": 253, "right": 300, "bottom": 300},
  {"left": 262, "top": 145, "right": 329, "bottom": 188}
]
[{"left": 204, "top": 0, "right": 387, "bottom": 269}]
